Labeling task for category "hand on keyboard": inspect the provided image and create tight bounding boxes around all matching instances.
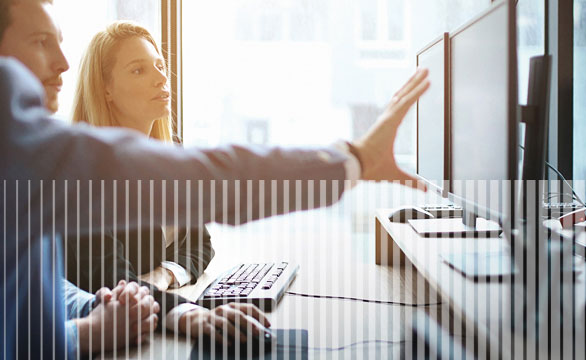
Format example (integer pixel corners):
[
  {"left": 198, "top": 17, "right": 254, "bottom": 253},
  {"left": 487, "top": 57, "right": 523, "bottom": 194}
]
[{"left": 178, "top": 303, "right": 271, "bottom": 346}]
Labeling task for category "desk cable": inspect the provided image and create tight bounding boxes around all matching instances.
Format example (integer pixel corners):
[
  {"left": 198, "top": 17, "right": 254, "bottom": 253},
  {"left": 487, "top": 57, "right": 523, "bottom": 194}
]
[
  {"left": 275, "top": 339, "right": 406, "bottom": 352},
  {"left": 519, "top": 144, "right": 585, "bottom": 206},
  {"left": 285, "top": 291, "right": 442, "bottom": 307}
]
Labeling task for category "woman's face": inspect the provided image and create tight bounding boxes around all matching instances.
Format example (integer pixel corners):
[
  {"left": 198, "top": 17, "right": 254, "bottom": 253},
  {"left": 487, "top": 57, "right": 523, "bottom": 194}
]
[{"left": 106, "top": 36, "right": 169, "bottom": 134}]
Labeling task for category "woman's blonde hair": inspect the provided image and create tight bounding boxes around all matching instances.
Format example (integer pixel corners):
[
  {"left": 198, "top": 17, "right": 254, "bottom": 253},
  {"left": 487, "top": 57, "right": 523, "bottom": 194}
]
[{"left": 72, "top": 21, "right": 173, "bottom": 142}]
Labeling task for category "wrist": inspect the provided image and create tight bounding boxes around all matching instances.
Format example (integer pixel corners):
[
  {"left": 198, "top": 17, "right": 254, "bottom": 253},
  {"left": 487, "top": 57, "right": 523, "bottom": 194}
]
[
  {"left": 164, "top": 268, "right": 175, "bottom": 285},
  {"left": 351, "top": 140, "right": 377, "bottom": 179},
  {"left": 73, "top": 317, "right": 97, "bottom": 354},
  {"left": 346, "top": 141, "right": 364, "bottom": 176}
]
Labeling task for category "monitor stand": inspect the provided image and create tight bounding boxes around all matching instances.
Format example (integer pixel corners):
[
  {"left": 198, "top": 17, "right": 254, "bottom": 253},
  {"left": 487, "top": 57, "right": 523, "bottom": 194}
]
[{"left": 407, "top": 217, "right": 501, "bottom": 238}]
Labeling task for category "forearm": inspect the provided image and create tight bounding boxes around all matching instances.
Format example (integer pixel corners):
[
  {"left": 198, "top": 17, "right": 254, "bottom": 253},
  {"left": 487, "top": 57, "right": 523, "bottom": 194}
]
[{"left": 2, "top": 59, "right": 350, "bottom": 237}]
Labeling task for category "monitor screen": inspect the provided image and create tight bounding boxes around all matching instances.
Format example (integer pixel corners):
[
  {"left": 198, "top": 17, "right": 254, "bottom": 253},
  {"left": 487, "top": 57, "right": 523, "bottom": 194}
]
[
  {"left": 449, "top": 0, "right": 518, "bottom": 220},
  {"left": 416, "top": 34, "right": 448, "bottom": 194}
]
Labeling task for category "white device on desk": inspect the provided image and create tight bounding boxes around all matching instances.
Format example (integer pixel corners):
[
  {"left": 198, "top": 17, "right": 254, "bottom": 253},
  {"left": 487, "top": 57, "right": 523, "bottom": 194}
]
[{"left": 409, "top": 218, "right": 501, "bottom": 238}]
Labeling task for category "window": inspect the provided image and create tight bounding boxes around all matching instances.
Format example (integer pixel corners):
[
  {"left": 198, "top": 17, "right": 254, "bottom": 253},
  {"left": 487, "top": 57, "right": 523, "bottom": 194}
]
[
  {"left": 182, "top": 0, "right": 491, "bottom": 173},
  {"left": 517, "top": 0, "right": 545, "bottom": 103},
  {"left": 52, "top": 0, "right": 161, "bottom": 120},
  {"left": 575, "top": 0, "right": 586, "bottom": 189},
  {"left": 357, "top": 0, "right": 410, "bottom": 64}
]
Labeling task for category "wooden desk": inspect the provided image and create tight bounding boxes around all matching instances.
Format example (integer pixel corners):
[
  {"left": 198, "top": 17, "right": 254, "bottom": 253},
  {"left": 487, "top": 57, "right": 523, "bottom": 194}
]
[
  {"left": 99, "top": 182, "right": 586, "bottom": 359},
  {"left": 375, "top": 209, "right": 586, "bottom": 359}
]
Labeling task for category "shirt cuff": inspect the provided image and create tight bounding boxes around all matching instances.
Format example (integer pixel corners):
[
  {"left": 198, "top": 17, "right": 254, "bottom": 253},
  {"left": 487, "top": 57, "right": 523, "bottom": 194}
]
[
  {"left": 160, "top": 261, "right": 193, "bottom": 288},
  {"left": 65, "top": 320, "right": 80, "bottom": 359},
  {"left": 332, "top": 140, "right": 361, "bottom": 186},
  {"left": 165, "top": 303, "right": 203, "bottom": 332},
  {"left": 62, "top": 279, "right": 97, "bottom": 319}
]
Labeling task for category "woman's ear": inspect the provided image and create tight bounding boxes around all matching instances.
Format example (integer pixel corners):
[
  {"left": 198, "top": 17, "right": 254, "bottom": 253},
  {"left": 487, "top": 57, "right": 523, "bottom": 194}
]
[{"left": 105, "top": 88, "right": 113, "bottom": 102}]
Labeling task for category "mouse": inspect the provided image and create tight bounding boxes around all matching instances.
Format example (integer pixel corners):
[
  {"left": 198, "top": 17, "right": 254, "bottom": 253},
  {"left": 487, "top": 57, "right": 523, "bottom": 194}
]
[
  {"left": 231, "top": 315, "right": 276, "bottom": 356},
  {"left": 388, "top": 206, "right": 434, "bottom": 223}
]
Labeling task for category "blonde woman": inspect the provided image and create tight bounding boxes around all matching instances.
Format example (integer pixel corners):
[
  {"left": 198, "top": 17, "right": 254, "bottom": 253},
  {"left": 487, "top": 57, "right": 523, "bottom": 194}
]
[{"left": 66, "top": 21, "right": 270, "bottom": 343}]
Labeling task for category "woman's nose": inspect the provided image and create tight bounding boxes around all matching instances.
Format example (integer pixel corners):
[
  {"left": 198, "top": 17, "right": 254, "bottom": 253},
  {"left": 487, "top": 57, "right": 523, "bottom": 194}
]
[{"left": 154, "top": 68, "right": 168, "bottom": 87}]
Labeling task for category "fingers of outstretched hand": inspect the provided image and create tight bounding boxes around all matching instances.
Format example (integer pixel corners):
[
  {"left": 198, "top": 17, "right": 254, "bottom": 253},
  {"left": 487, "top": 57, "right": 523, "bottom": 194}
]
[
  {"left": 394, "top": 169, "right": 428, "bottom": 191},
  {"left": 393, "top": 68, "right": 429, "bottom": 101},
  {"left": 397, "top": 77, "right": 430, "bottom": 110}
]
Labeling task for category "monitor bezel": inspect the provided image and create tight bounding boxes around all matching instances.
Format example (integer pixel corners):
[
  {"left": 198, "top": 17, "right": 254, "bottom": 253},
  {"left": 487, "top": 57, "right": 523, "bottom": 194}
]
[
  {"left": 415, "top": 32, "right": 450, "bottom": 198},
  {"left": 447, "top": 0, "right": 518, "bottom": 222}
]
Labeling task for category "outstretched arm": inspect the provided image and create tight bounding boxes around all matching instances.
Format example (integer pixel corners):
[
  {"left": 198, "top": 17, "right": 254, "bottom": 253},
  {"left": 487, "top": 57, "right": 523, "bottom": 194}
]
[{"left": 0, "top": 57, "right": 348, "bottom": 238}]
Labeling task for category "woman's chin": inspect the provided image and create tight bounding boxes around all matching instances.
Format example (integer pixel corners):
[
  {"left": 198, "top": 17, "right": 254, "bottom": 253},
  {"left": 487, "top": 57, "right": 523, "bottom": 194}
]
[{"left": 151, "top": 105, "right": 171, "bottom": 119}]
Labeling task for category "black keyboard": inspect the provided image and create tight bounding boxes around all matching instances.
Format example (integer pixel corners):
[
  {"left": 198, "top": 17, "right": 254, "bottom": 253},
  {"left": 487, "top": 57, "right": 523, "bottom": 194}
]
[{"left": 196, "top": 262, "right": 299, "bottom": 311}]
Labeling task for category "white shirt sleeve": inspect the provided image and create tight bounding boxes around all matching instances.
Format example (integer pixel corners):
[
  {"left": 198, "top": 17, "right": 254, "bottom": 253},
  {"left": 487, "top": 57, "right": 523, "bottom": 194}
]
[
  {"left": 165, "top": 303, "right": 204, "bottom": 332},
  {"left": 332, "top": 140, "right": 361, "bottom": 185},
  {"left": 160, "top": 261, "right": 193, "bottom": 288}
]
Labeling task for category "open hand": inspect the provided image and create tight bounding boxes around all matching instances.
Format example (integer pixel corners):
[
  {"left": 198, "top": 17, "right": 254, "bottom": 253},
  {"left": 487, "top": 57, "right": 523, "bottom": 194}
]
[{"left": 353, "top": 68, "right": 430, "bottom": 189}]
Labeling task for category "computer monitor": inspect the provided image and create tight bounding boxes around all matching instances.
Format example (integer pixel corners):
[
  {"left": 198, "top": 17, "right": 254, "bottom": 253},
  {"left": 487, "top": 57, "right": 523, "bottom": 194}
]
[
  {"left": 416, "top": 33, "right": 450, "bottom": 196},
  {"left": 448, "top": 0, "right": 518, "bottom": 225}
]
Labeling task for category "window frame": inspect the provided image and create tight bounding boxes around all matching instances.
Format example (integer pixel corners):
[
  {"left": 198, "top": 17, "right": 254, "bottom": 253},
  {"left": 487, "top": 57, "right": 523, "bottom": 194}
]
[
  {"left": 162, "top": 0, "right": 183, "bottom": 143},
  {"left": 355, "top": 0, "right": 412, "bottom": 67},
  {"left": 545, "top": 0, "right": 574, "bottom": 180}
]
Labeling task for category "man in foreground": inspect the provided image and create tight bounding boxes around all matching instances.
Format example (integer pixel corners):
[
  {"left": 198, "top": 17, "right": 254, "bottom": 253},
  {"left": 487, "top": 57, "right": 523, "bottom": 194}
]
[{"left": 0, "top": 0, "right": 429, "bottom": 358}]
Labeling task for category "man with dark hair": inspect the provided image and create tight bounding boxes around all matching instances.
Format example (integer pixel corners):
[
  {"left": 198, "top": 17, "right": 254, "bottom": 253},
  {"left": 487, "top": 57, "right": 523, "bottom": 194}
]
[
  {"left": 0, "top": 0, "right": 429, "bottom": 359},
  {"left": 0, "top": 0, "right": 65, "bottom": 113},
  {"left": 0, "top": 0, "right": 161, "bottom": 357}
]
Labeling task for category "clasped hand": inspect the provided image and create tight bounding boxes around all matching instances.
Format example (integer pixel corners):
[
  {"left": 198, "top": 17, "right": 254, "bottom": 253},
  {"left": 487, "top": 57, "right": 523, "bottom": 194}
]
[{"left": 76, "top": 280, "right": 160, "bottom": 354}]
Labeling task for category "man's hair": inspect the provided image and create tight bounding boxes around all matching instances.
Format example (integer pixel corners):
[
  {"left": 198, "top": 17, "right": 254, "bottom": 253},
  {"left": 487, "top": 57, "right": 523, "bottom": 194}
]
[
  {"left": 0, "top": 0, "right": 53, "bottom": 43},
  {"left": 0, "top": 0, "right": 16, "bottom": 42}
]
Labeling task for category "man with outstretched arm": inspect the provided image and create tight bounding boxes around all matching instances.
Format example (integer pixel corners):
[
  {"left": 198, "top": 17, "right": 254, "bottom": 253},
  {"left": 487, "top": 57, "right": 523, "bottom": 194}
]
[{"left": 0, "top": 0, "right": 429, "bottom": 358}]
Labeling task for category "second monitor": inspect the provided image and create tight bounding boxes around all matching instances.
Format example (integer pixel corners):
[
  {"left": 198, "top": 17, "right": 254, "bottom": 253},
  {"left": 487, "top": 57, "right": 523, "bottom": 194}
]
[{"left": 416, "top": 33, "right": 450, "bottom": 196}]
